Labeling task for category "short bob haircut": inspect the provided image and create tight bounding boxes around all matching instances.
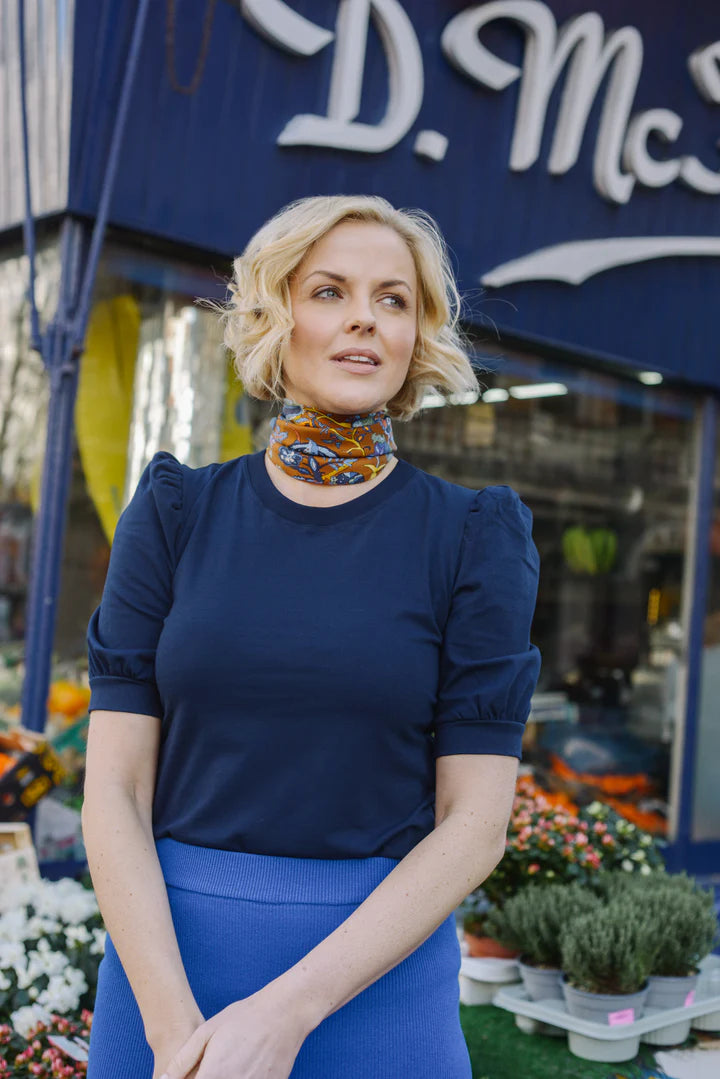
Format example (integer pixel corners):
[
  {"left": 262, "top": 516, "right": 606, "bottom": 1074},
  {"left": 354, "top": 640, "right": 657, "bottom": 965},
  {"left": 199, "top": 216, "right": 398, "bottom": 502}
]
[{"left": 221, "top": 194, "right": 479, "bottom": 421}]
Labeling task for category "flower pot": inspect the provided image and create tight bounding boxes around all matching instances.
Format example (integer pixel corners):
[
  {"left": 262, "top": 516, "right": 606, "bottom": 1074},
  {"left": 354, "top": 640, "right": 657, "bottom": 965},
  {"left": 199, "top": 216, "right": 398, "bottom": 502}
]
[
  {"left": 646, "top": 972, "right": 699, "bottom": 1010},
  {"left": 642, "top": 1017, "right": 692, "bottom": 1046},
  {"left": 458, "top": 956, "right": 520, "bottom": 1005},
  {"left": 567, "top": 1030, "right": 641, "bottom": 1063},
  {"left": 562, "top": 976, "right": 649, "bottom": 1025},
  {"left": 692, "top": 1009, "right": 720, "bottom": 1032},
  {"left": 463, "top": 931, "right": 520, "bottom": 959},
  {"left": 518, "top": 958, "right": 564, "bottom": 1002}
]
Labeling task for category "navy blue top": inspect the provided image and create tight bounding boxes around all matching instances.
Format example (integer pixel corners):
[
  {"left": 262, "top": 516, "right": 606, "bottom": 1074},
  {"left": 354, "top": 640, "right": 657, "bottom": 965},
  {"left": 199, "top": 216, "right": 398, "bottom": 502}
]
[{"left": 87, "top": 449, "right": 541, "bottom": 860}]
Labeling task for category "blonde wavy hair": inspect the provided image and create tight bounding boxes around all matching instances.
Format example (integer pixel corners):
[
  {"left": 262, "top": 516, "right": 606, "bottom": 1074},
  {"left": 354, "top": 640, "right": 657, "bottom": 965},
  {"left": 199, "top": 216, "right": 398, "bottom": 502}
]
[{"left": 220, "top": 195, "right": 479, "bottom": 421}]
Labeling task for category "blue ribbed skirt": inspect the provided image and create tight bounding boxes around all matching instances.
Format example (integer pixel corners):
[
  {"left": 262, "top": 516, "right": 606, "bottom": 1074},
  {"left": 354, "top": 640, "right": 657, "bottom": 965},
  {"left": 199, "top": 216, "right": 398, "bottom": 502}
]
[{"left": 87, "top": 838, "right": 471, "bottom": 1078}]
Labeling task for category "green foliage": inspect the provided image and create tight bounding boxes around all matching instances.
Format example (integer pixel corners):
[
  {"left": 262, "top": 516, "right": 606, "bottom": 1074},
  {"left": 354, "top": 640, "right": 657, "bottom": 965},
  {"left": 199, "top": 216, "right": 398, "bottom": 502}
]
[
  {"left": 484, "top": 883, "right": 601, "bottom": 968},
  {"left": 483, "top": 793, "right": 665, "bottom": 906},
  {"left": 559, "top": 897, "right": 657, "bottom": 994},
  {"left": 587, "top": 870, "right": 719, "bottom": 976},
  {"left": 462, "top": 911, "right": 488, "bottom": 936}
]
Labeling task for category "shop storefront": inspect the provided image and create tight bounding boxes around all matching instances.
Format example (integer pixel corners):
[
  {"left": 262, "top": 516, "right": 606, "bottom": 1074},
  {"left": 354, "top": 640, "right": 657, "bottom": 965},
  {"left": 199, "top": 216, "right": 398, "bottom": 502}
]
[{"left": 3, "top": 0, "right": 720, "bottom": 876}]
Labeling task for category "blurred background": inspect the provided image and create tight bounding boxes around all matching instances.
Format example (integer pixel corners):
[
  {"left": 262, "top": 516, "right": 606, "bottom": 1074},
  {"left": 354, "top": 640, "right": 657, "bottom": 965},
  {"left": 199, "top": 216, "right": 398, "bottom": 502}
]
[{"left": 1, "top": 0, "right": 720, "bottom": 880}]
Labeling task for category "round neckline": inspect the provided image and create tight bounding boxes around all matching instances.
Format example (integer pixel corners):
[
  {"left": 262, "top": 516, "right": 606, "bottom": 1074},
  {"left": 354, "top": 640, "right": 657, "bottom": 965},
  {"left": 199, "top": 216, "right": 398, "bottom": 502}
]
[{"left": 246, "top": 449, "right": 415, "bottom": 524}]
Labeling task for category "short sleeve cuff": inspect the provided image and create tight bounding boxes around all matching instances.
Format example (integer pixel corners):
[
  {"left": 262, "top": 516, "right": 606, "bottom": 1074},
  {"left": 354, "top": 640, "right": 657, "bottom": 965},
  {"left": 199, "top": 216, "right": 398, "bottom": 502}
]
[
  {"left": 88, "top": 676, "right": 163, "bottom": 718},
  {"left": 433, "top": 718, "right": 526, "bottom": 760}
]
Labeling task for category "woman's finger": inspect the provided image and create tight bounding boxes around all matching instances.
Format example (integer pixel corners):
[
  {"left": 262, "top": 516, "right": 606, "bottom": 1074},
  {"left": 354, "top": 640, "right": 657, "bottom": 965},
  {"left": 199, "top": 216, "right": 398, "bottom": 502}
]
[{"left": 159, "top": 1026, "right": 210, "bottom": 1079}]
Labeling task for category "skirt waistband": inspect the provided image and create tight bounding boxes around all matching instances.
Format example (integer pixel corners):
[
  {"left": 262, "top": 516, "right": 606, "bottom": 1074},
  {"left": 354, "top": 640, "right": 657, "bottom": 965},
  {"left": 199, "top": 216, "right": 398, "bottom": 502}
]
[{"left": 156, "top": 837, "right": 399, "bottom": 905}]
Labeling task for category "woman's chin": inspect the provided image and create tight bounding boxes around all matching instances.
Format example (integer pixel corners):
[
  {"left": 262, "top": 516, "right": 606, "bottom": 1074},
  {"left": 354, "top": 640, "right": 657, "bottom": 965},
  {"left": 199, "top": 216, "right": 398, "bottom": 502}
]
[{"left": 313, "top": 390, "right": 388, "bottom": 416}]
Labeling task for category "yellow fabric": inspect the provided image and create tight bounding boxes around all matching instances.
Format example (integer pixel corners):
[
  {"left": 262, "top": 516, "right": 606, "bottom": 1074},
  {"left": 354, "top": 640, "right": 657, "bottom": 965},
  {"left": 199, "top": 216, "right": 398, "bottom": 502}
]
[
  {"left": 75, "top": 296, "right": 140, "bottom": 543},
  {"left": 220, "top": 365, "right": 252, "bottom": 461}
]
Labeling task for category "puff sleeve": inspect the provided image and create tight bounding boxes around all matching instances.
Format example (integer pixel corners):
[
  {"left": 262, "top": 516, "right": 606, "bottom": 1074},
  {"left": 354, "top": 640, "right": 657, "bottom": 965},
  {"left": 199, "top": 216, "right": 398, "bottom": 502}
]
[
  {"left": 86, "top": 451, "right": 183, "bottom": 717},
  {"left": 433, "top": 486, "right": 541, "bottom": 759}
]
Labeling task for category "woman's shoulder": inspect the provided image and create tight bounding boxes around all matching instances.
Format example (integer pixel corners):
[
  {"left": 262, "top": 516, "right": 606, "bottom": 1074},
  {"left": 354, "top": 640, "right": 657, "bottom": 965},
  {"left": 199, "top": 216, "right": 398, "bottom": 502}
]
[{"left": 144, "top": 449, "right": 242, "bottom": 508}]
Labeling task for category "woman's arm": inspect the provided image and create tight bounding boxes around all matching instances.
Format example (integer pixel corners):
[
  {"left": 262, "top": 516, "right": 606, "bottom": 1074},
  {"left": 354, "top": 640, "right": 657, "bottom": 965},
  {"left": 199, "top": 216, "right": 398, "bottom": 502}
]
[
  {"left": 280, "top": 752, "right": 518, "bottom": 1021},
  {"left": 82, "top": 710, "right": 205, "bottom": 1069},
  {"left": 162, "top": 753, "right": 517, "bottom": 1079}
]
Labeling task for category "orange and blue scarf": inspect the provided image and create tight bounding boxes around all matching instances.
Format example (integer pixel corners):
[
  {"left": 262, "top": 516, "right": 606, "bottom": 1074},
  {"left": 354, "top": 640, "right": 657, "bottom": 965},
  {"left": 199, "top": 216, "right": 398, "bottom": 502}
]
[{"left": 267, "top": 401, "right": 396, "bottom": 485}]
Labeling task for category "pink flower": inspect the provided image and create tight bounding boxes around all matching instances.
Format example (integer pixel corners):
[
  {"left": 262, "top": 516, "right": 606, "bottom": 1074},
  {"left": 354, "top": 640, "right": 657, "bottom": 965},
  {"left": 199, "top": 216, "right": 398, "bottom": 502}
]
[
  {"left": 528, "top": 863, "right": 541, "bottom": 874},
  {"left": 601, "top": 833, "right": 615, "bottom": 846},
  {"left": 574, "top": 832, "right": 589, "bottom": 847},
  {"left": 578, "top": 820, "right": 589, "bottom": 832},
  {"left": 518, "top": 826, "right": 533, "bottom": 842},
  {"left": 586, "top": 850, "right": 601, "bottom": 869},
  {"left": 593, "top": 821, "right": 607, "bottom": 834},
  {"left": 562, "top": 844, "right": 575, "bottom": 859}
]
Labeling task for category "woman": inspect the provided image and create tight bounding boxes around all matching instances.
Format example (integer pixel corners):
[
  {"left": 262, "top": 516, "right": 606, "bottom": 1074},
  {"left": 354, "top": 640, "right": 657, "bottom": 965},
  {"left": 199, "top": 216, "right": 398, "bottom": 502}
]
[{"left": 83, "top": 194, "right": 541, "bottom": 1079}]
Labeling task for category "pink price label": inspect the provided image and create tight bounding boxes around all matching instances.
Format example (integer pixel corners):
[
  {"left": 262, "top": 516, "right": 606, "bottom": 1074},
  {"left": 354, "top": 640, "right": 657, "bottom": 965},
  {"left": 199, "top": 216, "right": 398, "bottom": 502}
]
[
  {"left": 608, "top": 1008, "right": 635, "bottom": 1026},
  {"left": 685, "top": 990, "right": 696, "bottom": 1007}
]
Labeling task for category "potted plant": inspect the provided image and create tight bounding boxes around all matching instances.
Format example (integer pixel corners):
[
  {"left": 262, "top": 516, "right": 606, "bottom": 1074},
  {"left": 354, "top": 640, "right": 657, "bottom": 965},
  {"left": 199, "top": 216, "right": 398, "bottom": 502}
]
[
  {"left": 484, "top": 883, "right": 600, "bottom": 1001},
  {"left": 588, "top": 869, "right": 719, "bottom": 1007},
  {"left": 559, "top": 895, "right": 656, "bottom": 1024},
  {"left": 481, "top": 790, "right": 665, "bottom": 909},
  {"left": 460, "top": 891, "right": 519, "bottom": 959}
]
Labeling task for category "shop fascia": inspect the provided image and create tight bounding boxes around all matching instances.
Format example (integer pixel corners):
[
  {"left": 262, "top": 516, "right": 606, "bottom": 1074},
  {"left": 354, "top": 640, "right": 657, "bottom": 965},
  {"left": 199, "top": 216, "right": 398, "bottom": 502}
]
[{"left": 239, "top": 0, "right": 720, "bottom": 284}]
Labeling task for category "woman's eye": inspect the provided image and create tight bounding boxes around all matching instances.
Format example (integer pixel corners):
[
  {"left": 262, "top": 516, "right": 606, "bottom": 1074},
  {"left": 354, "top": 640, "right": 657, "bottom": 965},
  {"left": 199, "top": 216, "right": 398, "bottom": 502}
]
[
  {"left": 314, "top": 286, "right": 341, "bottom": 299},
  {"left": 382, "top": 294, "right": 407, "bottom": 309}
]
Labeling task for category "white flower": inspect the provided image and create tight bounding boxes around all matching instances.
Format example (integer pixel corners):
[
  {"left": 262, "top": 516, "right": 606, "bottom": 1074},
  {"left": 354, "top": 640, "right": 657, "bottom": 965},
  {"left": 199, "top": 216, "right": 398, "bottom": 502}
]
[
  {"left": 37, "top": 967, "right": 87, "bottom": 1015},
  {"left": 0, "top": 940, "right": 26, "bottom": 968},
  {"left": 10, "top": 1003, "right": 52, "bottom": 1039},
  {"left": 640, "top": 834, "right": 653, "bottom": 847},
  {"left": 90, "top": 928, "right": 107, "bottom": 956},
  {"left": 622, "top": 858, "right": 634, "bottom": 871},
  {"left": 640, "top": 864, "right": 652, "bottom": 875},
  {"left": 587, "top": 801, "right": 605, "bottom": 816},
  {"left": 26, "top": 946, "right": 69, "bottom": 981},
  {"left": 0, "top": 908, "right": 30, "bottom": 942},
  {"left": 631, "top": 850, "right": 646, "bottom": 862},
  {"left": 24, "top": 916, "right": 63, "bottom": 943},
  {"left": 65, "top": 924, "right": 91, "bottom": 946},
  {"left": 0, "top": 971, "right": 10, "bottom": 991}
]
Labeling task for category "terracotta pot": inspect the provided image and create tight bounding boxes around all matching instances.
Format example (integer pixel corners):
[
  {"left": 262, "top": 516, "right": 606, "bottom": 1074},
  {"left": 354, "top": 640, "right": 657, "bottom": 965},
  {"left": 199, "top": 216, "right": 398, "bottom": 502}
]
[{"left": 464, "top": 931, "right": 520, "bottom": 959}]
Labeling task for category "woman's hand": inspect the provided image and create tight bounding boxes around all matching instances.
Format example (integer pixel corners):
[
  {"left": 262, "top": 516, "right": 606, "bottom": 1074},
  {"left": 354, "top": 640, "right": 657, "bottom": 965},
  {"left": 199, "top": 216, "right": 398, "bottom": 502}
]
[
  {"left": 151, "top": 1011, "right": 205, "bottom": 1079},
  {"left": 158, "top": 988, "right": 311, "bottom": 1079}
]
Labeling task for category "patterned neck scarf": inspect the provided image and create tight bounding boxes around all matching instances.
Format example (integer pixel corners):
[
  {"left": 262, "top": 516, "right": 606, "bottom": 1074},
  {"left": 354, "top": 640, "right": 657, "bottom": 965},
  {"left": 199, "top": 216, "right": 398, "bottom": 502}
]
[{"left": 267, "top": 401, "right": 397, "bottom": 485}]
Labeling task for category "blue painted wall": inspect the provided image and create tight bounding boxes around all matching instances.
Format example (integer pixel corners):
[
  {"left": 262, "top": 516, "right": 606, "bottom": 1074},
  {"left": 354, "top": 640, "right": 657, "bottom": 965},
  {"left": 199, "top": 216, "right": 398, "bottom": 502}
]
[{"left": 69, "top": 1, "right": 720, "bottom": 386}]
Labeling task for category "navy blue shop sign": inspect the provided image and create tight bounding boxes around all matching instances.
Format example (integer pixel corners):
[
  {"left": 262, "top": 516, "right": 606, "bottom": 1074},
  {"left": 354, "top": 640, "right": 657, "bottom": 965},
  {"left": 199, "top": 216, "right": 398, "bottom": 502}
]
[{"left": 69, "top": 1, "right": 720, "bottom": 386}]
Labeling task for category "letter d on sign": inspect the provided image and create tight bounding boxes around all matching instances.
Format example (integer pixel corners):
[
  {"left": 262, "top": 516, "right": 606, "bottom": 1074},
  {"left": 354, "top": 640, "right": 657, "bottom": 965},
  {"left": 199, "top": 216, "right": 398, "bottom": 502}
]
[{"left": 277, "top": 0, "right": 423, "bottom": 152}]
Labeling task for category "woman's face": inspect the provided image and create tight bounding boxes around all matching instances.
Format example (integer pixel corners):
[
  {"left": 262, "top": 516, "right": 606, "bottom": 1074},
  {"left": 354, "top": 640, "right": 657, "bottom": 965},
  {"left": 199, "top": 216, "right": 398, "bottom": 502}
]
[{"left": 283, "top": 221, "right": 418, "bottom": 416}]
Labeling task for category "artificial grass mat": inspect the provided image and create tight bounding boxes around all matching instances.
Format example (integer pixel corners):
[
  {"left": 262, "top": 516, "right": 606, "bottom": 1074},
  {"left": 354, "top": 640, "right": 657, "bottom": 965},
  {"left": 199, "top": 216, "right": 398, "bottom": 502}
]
[{"left": 459, "top": 1003, "right": 676, "bottom": 1079}]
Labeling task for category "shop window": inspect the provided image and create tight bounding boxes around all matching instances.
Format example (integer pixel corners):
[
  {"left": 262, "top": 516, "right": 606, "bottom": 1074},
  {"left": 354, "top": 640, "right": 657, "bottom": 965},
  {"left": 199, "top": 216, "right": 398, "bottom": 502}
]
[
  {"left": 0, "top": 243, "right": 56, "bottom": 658},
  {"left": 43, "top": 241, "right": 251, "bottom": 663},
  {"left": 393, "top": 345, "right": 697, "bottom": 839},
  {"left": 691, "top": 431, "right": 720, "bottom": 842}
]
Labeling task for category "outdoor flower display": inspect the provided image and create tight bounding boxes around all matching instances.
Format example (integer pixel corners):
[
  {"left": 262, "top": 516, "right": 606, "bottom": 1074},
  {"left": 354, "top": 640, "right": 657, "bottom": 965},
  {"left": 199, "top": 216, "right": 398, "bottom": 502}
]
[
  {"left": 0, "top": 876, "right": 104, "bottom": 1037},
  {"left": 0, "top": 1012, "right": 92, "bottom": 1078},
  {"left": 480, "top": 780, "right": 666, "bottom": 907}
]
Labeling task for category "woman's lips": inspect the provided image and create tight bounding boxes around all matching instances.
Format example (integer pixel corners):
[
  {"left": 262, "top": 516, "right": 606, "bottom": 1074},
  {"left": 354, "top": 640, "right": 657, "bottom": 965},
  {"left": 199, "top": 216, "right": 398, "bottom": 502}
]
[{"left": 330, "top": 357, "right": 380, "bottom": 374}]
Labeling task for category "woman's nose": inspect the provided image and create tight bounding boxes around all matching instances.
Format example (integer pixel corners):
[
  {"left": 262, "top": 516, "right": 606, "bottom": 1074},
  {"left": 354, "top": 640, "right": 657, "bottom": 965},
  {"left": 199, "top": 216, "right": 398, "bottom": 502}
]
[{"left": 345, "top": 307, "right": 376, "bottom": 333}]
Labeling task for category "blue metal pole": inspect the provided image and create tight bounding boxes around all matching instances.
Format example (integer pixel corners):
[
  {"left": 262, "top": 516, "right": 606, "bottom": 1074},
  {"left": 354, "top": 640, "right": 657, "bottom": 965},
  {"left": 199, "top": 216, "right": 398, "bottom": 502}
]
[
  {"left": 665, "top": 395, "right": 718, "bottom": 872},
  {"left": 21, "top": 218, "right": 88, "bottom": 733},
  {"left": 17, "top": 0, "right": 152, "bottom": 736}
]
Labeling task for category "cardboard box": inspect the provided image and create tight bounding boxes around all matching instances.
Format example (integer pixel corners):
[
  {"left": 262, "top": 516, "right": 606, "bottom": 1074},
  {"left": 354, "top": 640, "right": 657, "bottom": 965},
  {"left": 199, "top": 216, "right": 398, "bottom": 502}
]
[
  {"left": 0, "top": 821, "right": 40, "bottom": 910},
  {"left": 0, "top": 727, "right": 66, "bottom": 821}
]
